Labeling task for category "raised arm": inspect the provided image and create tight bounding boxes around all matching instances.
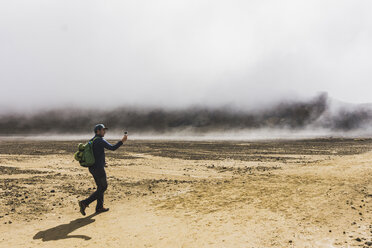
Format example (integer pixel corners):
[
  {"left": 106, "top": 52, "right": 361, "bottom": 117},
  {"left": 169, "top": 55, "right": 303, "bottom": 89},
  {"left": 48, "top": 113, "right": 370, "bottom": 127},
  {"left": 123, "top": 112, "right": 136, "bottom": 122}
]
[{"left": 101, "top": 138, "right": 123, "bottom": 151}]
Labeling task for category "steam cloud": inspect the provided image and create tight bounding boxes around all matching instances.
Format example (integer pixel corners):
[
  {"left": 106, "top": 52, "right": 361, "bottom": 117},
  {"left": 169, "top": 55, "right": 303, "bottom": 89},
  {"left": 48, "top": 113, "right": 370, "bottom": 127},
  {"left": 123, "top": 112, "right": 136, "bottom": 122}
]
[{"left": 1, "top": 93, "right": 372, "bottom": 136}]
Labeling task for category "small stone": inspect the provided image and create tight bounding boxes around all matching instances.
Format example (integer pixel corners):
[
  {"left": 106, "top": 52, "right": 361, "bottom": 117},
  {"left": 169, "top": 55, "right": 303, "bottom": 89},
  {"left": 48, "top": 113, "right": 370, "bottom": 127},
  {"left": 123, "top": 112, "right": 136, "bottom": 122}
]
[
  {"left": 50, "top": 189, "right": 55, "bottom": 193},
  {"left": 355, "top": 238, "right": 362, "bottom": 242}
]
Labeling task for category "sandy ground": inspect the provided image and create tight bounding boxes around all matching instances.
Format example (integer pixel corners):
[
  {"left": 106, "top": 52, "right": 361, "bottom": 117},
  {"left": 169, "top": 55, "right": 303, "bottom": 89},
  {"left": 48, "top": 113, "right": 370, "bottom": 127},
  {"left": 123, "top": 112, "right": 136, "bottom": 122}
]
[{"left": 0, "top": 139, "right": 371, "bottom": 248}]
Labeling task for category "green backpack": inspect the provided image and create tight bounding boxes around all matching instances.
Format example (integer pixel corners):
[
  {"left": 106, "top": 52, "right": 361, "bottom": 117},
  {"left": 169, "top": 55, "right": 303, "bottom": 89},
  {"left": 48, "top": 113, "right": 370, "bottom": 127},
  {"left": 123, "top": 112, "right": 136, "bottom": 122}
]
[{"left": 74, "top": 137, "right": 98, "bottom": 167}]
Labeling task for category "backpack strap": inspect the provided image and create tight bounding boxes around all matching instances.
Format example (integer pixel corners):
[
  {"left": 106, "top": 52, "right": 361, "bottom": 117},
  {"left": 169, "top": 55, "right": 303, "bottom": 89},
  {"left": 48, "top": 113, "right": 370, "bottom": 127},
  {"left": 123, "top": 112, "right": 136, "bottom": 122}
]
[{"left": 89, "top": 136, "right": 99, "bottom": 144}]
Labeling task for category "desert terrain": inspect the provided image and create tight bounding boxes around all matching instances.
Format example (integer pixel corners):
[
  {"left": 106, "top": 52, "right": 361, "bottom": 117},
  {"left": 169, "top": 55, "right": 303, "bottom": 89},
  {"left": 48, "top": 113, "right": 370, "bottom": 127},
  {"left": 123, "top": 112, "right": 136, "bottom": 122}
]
[{"left": 0, "top": 138, "right": 371, "bottom": 247}]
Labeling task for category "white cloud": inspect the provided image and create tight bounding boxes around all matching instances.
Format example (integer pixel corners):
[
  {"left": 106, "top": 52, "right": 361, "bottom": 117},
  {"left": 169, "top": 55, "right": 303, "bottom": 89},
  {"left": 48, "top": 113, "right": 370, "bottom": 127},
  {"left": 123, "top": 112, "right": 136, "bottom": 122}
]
[{"left": 1, "top": 0, "right": 371, "bottom": 112}]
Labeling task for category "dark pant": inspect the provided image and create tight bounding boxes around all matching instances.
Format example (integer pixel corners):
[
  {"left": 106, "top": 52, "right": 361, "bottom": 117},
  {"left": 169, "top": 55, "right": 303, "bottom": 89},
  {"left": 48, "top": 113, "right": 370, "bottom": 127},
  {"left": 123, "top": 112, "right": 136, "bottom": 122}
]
[{"left": 82, "top": 167, "right": 107, "bottom": 210}]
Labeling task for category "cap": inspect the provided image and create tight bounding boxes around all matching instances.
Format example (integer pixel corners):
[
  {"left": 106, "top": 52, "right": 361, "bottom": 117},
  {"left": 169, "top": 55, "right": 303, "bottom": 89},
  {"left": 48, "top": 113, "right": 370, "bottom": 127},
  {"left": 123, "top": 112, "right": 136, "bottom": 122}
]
[{"left": 94, "top": 124, "right": 108, "bottom": 132}]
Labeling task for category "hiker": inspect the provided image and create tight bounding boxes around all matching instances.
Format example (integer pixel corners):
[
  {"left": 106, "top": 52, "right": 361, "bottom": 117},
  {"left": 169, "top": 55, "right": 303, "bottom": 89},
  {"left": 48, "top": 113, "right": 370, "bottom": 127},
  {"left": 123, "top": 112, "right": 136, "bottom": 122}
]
[{"left": 78, "top": 124, "right": 127, "bottom": 215}]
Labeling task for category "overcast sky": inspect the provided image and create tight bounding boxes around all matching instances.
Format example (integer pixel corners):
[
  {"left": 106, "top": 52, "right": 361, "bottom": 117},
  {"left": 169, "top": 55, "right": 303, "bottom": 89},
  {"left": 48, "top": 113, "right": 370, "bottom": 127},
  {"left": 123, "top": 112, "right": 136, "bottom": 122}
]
[{"left": 1, "top": 0, "right": 372, "bottom": 112}]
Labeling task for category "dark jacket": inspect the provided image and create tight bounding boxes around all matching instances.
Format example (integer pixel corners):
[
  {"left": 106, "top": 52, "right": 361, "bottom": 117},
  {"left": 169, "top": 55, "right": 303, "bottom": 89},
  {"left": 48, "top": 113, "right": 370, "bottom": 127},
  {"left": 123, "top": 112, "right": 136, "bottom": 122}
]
[{"left": 91, "top": 135, "right": 123, "bottom": 169}]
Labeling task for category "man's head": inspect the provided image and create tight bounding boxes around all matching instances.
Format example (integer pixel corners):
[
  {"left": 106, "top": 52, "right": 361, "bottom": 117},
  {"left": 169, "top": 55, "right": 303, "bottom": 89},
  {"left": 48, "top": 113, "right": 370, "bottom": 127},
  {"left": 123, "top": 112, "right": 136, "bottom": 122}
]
[{"left": 94, "top": 124, "right": 108, "bottom": 137}]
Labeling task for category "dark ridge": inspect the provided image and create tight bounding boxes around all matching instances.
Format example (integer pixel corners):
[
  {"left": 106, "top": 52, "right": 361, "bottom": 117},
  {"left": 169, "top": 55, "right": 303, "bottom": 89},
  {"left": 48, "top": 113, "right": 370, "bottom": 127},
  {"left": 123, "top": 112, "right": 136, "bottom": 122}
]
[{"left": 0, "top": 93, "right": 371, "bottom": 134}]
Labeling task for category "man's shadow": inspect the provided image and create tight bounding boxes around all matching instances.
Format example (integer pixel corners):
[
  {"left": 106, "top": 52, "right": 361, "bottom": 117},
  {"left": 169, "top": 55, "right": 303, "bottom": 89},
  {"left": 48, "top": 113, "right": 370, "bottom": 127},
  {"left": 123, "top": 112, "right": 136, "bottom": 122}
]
[{"left": 33, "top": 213, "right": 98, "bottom": 241}]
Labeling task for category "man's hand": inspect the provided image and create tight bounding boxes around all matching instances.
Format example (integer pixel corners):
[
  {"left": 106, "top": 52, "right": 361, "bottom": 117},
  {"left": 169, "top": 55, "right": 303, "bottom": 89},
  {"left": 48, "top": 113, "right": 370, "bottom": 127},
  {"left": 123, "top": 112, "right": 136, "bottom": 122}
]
[{"left": 121, "top": 135, "right": 128, "bottom": 143}]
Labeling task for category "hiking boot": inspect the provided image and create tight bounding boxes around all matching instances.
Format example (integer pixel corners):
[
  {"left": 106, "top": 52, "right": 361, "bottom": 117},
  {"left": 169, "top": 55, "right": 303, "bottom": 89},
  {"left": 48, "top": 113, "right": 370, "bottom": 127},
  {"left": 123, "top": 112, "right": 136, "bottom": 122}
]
[
  {"left": 78, "top": 201, "right": 87, "bottom": 216},
  {"left": 96, "top": 207, "right": 109, "bottom": 213}
]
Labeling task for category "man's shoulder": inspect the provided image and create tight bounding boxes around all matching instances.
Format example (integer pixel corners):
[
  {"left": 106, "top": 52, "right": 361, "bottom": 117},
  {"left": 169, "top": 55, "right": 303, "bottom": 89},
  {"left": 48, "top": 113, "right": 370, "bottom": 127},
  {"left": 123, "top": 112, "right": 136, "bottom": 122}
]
[{"left": 92, "top": 136, "right": 103, "bottom": 142}]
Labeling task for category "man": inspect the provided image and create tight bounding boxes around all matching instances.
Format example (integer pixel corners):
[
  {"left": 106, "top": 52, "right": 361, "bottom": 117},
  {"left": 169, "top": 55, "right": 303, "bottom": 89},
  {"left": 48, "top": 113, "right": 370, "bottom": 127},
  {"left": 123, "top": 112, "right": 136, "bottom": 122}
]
[{"left": 78, "top": 124, "right": 127, "bottom": 215}]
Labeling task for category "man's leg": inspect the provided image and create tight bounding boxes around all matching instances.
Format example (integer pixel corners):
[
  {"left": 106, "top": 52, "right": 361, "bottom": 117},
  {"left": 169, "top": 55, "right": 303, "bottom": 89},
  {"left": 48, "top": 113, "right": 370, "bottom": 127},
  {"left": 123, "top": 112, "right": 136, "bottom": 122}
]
[
  {"left": 82, "top": 168, "right": 107, "bottom": 209},
  {"left": 94, "top": 175, "right": 107, "bottom": 210}
]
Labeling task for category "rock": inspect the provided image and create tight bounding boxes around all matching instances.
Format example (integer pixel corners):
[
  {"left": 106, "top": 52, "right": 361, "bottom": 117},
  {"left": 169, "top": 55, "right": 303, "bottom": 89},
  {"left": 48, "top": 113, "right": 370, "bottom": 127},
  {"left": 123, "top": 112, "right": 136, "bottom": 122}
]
[
  {"left": 365, "top": 241, "right": 372, "bottom": 246},
  {"left": 355, "top": 238, "right": 362, "bottom": 242},
  {"left": 50, "top": 189, "right": 55, "bottom": 193}
]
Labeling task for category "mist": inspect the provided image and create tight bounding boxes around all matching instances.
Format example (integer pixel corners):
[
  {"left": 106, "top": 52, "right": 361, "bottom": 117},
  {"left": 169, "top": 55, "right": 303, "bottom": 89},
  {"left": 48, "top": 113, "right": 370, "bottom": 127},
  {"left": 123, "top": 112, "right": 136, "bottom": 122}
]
[
  {"left": 1, "top": 1, "right": 372, "bottom": 139},
  {"left": 1, "top": 0, "right": 372, "bottom": 113},
  {"left": 1, "top": 93, "right": 372, "bottom": 140}
]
